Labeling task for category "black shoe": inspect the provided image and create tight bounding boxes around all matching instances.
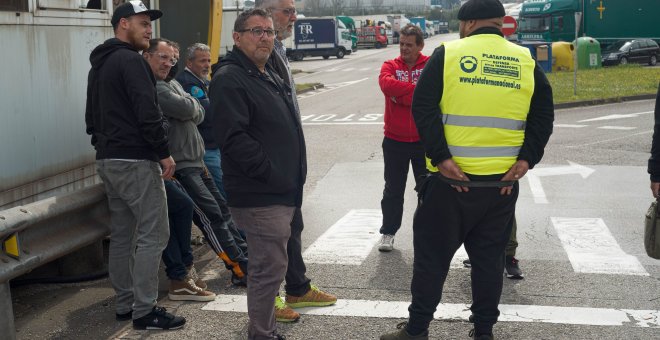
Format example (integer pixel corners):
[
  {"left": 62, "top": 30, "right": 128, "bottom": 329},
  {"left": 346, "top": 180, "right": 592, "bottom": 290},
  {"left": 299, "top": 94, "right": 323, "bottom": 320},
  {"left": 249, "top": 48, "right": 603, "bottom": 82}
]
[
  {"left": 231, "top": 273, "right": 247, "bottom": 287},
  {"left": 132, "top": 306, "right": 186, "bottom": 330},
  {"left": 469, "top": 329, "right": 494, "bottom": 340},
  {"left": 380, "top": 322, "right": 429, "bottom": 340},
  {"left": 463, "top": 259, "right": 471, "bottom": 268},
  {"left": 115, "top": 310, "right": 132, "bottom": 321},
  {"left": 276, "top": 334, "right": 287, "bottom": 340},
  {"left": 504, "top": 256, "right": 524, "bottom": 279}
]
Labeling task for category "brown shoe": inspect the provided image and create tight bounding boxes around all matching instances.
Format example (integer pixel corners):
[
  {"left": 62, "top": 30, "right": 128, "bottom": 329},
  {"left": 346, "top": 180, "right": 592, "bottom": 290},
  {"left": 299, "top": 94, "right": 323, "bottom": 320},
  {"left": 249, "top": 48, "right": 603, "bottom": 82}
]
[
  {"left": 285, "top": 285, "right": 337, "bottom": 308},
  {"left": 275, "top": 296, "right": 300, "bottom": 322},
  {"left": 186, "top": 265, "right": 207, "bottom": 290},
  {"left": 168, "top": 278, "right": 216, "bottom": 302}
]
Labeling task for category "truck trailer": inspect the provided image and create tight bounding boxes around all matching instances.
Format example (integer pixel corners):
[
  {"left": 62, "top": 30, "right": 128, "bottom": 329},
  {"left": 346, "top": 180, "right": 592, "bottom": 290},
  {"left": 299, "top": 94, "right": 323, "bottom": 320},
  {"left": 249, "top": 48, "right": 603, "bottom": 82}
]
[
  {"left": 518, "top": 0, "right": 660, "bottom": 46},
  {"left": 285, "top": 17, "right": 353, "bottom": 61}
]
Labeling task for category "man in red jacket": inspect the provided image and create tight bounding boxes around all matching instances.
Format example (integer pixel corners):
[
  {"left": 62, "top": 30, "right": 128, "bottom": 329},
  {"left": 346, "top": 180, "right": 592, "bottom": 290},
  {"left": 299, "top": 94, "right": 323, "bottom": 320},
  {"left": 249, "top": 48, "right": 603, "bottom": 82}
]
[{"left": 378, "top": 24, "right": 430, "bottom": 252}]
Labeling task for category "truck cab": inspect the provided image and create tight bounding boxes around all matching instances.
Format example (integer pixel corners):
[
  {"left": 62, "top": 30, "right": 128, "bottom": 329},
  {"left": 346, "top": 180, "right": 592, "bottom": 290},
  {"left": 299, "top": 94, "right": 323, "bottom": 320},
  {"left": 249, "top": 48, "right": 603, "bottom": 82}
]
[
  {"left": 357, "top": 25, "right": 388, "bottom": 49},
  {"left": 518, "top": 0, "right": 578, "bottom": 42}
]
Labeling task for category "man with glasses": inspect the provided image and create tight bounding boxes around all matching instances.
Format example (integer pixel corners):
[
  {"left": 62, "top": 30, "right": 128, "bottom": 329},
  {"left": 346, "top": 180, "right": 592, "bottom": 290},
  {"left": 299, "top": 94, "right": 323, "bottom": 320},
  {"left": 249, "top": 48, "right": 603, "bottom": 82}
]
[
  {"left": 85, "top": 1, "right": 185, "bottom": 330},
  {"left": 211, "top": 8, "right": 302, "bottom": 340},
  {"left": 256, "top": 0, "right": 337, "bottom": 324},
  {"left": 148, "top": 39, "right": 251, "bottom": 290}
]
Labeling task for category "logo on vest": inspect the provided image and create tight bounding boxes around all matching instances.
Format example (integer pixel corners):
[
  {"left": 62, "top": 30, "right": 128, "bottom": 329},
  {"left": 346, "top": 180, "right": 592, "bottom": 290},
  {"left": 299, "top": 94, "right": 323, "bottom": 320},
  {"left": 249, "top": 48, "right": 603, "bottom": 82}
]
[{"left": 460, "top": 56, "right": 478, "bottom": 73}]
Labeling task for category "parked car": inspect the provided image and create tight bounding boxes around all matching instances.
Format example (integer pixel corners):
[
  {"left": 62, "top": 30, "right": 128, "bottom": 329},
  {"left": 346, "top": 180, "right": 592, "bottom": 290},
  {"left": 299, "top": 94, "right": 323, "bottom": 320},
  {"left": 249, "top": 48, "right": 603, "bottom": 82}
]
[{"left": 601, "top": 39, "right": 659, "bottom": 66}]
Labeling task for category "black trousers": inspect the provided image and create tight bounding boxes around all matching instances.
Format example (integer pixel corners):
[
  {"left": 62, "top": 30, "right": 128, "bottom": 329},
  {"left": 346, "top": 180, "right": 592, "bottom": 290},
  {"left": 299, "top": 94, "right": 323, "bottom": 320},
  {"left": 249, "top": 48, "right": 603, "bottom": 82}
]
[
  {"left": 284, "top": 206, "right": 312, "bottom": 296},
  {"left": 380, "top": 137, "right": 428, "bottom": 235},
  {"left": 407, "top": 175, "right": 518, "bottom": 335},
  {"left": 175, "top": 167, "right": 248, "bottom": 274}
]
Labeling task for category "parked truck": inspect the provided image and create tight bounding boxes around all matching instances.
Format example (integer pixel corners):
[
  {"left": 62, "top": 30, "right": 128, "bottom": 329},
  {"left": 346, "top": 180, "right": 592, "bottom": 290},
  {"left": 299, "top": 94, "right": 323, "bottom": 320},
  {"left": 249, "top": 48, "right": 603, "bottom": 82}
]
[
  {"left": 409, "top": 17, "right": 428, "bottom": 38},
  {"left": 518, "top": 0, "right": 660, "bottom": 46},
  {"left": 387, "top": 15, "right": 411, "bottom": 43},
  {"left": 285, "top": 17, "right": 353, "bottom": 61},
  {"left": 336, "top": 16, "right": 358, "bottom": 51},
  {"left": 357, "top": 24, "right": 389, "bottom": 49}
]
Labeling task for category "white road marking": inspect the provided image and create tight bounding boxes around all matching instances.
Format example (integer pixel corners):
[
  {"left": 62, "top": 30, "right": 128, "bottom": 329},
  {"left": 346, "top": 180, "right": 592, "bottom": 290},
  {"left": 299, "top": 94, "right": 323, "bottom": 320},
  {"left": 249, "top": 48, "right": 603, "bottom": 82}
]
[
  {"left": 552, "top": 217, "right": 649, "bottom": 276},
  {"left": 526, "top": 162, "right": 595, "bottom": 204},
  {"left": 342, "top": 67, "right": 355, "bottom": 72},
  {"left": 301, "top": 113, "right": 384, "bottom": 125},
  {"left": 359, "top": 67, "right": 371, "bottom": 71},
  {"left": 597, "top": 126, "right": 637, "bottom": 130},
  {"left": 578, "top": 111, "right": 652, "bottom": 122},
  {"left": 554, "top": 124, "right": 588, "bottom": 128},
  {"left": 298, "top": 78, "right": 369, "bottom": 99},
  {"left": 304, "top": 122, "right": 383, "bottom": 125},
  {"left": 302, "top": 209, "right": 381, "bottom": 265},
  {"left": 203, "top": 295, "right": 660, "bottom": 328}
]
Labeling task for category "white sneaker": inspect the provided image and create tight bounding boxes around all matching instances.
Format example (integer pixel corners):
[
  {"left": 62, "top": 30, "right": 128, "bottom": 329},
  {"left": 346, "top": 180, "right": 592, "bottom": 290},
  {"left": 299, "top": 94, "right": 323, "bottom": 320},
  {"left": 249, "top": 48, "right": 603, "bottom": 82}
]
[{"left": 378, "top": 234, "right": 395, "bottom": 252}]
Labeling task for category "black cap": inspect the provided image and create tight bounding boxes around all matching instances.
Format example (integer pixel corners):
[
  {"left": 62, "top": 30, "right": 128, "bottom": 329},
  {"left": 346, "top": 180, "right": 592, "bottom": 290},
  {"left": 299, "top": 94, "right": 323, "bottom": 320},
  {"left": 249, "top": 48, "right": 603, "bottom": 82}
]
[
  {"left": 111, "top": 1, "right": 163, "bottom": 26},
  {"left": 457, "top": 0, "right": 505, "bottom": 21}
]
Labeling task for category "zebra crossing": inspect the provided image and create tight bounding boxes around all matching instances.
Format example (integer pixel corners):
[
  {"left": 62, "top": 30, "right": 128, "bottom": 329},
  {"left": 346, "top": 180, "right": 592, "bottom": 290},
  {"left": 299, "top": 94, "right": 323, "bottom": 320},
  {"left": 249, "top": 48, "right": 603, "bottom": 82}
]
[{"left": 197, "top": 160, "right": 659, "bottom": 332}]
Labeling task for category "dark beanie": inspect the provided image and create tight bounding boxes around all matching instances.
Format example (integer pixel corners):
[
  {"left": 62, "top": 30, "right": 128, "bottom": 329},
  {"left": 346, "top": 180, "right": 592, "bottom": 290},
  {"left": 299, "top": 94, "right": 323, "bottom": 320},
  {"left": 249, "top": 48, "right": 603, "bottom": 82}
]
[{"left": 457, "top": 0, "right": 505, "bottom": 21}]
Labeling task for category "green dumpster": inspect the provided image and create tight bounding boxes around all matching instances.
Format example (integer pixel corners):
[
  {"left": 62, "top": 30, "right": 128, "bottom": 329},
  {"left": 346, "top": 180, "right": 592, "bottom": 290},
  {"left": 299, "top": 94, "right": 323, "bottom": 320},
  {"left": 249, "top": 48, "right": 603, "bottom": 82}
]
[{"left": 575, "top": 37, "right": 601, "bottom": 69}]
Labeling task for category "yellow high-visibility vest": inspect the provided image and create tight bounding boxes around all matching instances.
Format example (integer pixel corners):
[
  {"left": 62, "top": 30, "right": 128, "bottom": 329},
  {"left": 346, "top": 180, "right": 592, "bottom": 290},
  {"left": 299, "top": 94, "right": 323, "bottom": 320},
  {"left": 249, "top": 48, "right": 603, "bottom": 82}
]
[{"left": 426, "top": 34, "right": 536, "bottom": 175}]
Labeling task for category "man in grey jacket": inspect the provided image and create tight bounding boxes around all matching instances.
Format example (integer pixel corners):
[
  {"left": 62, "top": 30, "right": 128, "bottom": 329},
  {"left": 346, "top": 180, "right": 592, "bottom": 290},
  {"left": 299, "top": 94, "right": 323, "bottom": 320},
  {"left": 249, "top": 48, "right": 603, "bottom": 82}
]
[{"left": 148, "top": 38, "right": 250, "bottom": 289}]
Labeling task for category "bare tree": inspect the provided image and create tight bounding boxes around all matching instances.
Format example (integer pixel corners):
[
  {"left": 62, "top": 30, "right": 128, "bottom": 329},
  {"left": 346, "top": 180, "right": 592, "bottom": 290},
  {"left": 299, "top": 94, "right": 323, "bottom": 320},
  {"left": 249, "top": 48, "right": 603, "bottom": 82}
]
[
  {"left": 330, "top": 0, "right": 344, "bottom": 15},
  {"left": 371, "top": 0, "right": 384, "bottom": 13},
  {"left": 305, "top": 0, "right": 323, "bottom": 16}
]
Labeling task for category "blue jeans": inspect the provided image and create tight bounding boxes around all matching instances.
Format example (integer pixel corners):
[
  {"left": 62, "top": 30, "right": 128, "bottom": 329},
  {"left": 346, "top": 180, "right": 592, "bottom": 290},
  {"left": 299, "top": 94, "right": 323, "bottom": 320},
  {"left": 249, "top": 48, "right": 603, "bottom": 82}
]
[
  {"left": 162, "top": 180, "right": 194, "bottom": 281},
  {"left": 204, "top": 148, "right": 227, "bottom": 199}
]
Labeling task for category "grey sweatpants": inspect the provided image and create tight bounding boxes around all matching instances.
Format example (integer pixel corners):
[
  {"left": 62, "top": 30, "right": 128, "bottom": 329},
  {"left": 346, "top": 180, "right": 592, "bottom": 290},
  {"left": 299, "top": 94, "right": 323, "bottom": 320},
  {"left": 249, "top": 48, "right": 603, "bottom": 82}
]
[{"left": 97, "top": 159, "right": 170, "bottom": 319}]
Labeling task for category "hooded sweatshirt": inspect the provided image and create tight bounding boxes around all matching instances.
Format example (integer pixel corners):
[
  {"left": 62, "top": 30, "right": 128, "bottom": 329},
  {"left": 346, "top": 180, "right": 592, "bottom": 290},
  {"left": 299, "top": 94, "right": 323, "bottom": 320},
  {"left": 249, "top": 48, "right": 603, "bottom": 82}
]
[
  {"left": 378, "top": 53, "right": 430, "bottom": 143},
  {"left": 85, "top": 38, "right": 170, "bottom": 162}
]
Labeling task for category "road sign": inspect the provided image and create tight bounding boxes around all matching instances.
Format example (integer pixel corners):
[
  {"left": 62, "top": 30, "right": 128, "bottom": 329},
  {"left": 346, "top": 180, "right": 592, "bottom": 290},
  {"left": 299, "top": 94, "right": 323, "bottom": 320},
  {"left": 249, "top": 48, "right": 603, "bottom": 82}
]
[{"left": 502, "top": 15, "right": 517, "bottom": 36}]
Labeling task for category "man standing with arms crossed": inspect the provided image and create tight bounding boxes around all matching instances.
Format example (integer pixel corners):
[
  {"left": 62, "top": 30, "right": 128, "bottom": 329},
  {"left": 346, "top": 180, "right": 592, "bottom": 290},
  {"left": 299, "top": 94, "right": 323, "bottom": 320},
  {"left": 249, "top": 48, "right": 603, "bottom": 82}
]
[
  {"left": 85, "top": 1, "right": 185, "bottom": 330},
  {"left": 176, "top": 43, "right": 228, "bottom": 198},
  {"left": 380, "top": 0, "right": 554, "bottom": 339},
  {"left": 377, "top": 24, "right": 430, "bottom": 252},
  {"left": 255, "top": 0, "right": 337, "bottom": 323}
]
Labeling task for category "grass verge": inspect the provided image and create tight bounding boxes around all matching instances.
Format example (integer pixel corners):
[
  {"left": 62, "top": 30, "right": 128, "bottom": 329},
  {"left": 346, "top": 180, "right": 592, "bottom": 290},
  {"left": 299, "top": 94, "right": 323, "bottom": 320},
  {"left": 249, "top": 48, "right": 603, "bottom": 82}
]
[
  {"left": 548, "top": 64, "right": 660, "bottom": 104},
  {"left": 296, "top": 83, "right": 322, "bottom": 93}
]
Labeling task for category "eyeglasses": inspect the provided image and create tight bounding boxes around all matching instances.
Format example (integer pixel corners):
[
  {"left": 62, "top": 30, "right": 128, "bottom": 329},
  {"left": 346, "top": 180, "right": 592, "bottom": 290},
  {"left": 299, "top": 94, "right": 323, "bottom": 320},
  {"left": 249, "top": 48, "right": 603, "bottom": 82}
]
[
  {"left": 151, "top": 52, "right": 177, "bottom": 66},
  {"left": 237, "top": 27, "right": 277, "bottom": 38},
  {"left": 272, "top": 7, "right": 297, "bottom": 17}
]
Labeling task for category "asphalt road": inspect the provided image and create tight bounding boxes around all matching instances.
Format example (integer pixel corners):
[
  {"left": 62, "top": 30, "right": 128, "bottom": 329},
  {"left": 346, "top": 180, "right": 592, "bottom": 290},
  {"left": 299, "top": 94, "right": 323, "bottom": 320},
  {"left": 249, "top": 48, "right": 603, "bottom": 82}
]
[{"left": 11, "top": 33, "right": 660, "bottom": 340}]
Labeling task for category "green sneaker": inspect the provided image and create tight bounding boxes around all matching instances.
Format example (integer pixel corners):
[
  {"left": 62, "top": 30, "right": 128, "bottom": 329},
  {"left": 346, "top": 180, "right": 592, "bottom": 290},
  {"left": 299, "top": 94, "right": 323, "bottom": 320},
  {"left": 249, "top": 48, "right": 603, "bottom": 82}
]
[
  {"left": 285, "top": 284, "right": 337, "bottom": 308},
  {"left": 275, "top": 296, "right": 300, "bottom": 322}
]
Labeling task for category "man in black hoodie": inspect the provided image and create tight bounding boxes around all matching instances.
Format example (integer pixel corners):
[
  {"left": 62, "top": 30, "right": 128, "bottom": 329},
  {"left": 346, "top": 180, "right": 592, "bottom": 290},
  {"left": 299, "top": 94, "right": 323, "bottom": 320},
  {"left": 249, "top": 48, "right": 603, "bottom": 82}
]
[{"left": 85, "top": 1, "right": 184, "bottom": 331}]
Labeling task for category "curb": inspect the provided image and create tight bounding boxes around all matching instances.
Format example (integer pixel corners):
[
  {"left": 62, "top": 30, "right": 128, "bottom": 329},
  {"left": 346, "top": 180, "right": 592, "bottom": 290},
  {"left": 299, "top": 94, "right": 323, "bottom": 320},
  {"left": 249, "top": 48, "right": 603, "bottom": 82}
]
[
  {"left": 554, "top": 93, "right": 656, "bottom": 109},
  {"left": 297, "top": 83, "right": 324, "bottom": 95}
]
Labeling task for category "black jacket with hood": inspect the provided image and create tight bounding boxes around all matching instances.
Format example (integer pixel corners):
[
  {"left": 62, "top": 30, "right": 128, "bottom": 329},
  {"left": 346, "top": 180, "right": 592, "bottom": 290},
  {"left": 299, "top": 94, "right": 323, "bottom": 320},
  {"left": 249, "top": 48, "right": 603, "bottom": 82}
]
[
  {"left": 210, "top": 47, "right": 307, "bottom": 208},
  {"left": 85, "top": 38, "right": 170, "bottom": 162}
]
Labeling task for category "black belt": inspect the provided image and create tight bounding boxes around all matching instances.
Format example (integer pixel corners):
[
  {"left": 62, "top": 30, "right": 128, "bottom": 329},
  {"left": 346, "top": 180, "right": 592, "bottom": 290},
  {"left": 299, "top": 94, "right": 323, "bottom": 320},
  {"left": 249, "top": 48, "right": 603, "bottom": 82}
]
[{"left": 433, "top": 173, "right": 516, "bottom": 188}]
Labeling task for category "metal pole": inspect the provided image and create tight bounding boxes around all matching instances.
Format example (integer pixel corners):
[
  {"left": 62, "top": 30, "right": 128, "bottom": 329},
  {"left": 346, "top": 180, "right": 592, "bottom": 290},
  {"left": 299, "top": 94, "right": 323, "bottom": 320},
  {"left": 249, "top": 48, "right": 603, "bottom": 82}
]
[
  {"left": 573, "top": 9, "right": 582, "bottom": 96},
  {"left": 0, "top": 282, "right": 17, "bottom": 340}
]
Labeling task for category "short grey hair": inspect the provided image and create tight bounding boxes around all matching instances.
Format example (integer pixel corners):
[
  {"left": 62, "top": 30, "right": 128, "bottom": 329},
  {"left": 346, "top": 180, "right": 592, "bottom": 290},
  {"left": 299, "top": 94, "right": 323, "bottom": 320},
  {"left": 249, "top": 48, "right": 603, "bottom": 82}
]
[{"left": 185, "top": 43, "right": 211, "bottom": 61}]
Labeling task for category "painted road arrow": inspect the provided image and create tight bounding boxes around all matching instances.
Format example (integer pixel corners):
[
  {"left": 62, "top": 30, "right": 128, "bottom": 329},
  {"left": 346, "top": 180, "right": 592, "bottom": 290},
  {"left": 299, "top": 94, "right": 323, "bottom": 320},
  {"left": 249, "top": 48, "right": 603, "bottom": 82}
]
[
  {"left": 526, "top": 161, "right": 595, "bottom": 204},
  {"left": 578, "top": 111, "right": 652, "bottom": 122}
]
